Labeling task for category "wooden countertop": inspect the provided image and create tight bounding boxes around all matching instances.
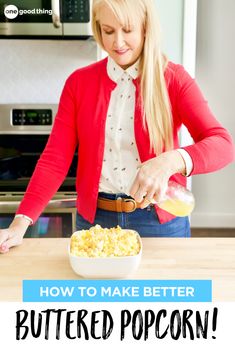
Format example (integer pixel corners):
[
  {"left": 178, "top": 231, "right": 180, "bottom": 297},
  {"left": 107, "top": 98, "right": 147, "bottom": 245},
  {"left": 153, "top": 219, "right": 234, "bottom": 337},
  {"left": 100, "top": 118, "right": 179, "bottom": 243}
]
[{"left": 0, "top": 238, "right": 235, "bottom": 301}]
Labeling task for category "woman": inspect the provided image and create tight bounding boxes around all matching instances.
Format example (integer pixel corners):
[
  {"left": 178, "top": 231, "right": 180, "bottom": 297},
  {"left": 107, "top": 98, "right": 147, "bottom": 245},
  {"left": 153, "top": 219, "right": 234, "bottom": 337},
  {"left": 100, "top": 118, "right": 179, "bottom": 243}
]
[{"left": 0, "top": 0, "right": 234, "bottom": 253}]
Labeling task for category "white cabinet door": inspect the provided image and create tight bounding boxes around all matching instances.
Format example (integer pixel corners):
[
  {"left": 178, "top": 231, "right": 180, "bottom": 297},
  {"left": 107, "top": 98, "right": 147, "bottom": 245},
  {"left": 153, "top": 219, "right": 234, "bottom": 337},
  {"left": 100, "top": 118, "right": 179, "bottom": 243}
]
[
  {"left": 155, "top": 0, "right": 184, "bottom": 64},
  {"left": 156, "top": 0, "right": 197, "bottom": 192},
  {"left": 156, "top": 0, "right": 197, "bottom": 76}
]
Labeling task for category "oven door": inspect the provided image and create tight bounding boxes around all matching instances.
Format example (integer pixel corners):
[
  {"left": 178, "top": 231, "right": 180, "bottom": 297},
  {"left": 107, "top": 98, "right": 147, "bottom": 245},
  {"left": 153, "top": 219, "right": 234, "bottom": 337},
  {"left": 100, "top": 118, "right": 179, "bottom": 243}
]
[
  {"left": 0, "top": 194, "right": 77, "bottom": 237},
  {"left": 0, "top": 127, "right": 78, "bottom": 237}
]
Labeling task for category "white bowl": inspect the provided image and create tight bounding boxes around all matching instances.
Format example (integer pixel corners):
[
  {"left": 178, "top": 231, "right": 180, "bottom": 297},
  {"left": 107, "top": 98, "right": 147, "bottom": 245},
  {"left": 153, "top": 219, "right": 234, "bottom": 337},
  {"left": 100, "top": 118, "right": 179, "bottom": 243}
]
[{"left": 68, "top": 231, "right": 142, "bottom": 279}]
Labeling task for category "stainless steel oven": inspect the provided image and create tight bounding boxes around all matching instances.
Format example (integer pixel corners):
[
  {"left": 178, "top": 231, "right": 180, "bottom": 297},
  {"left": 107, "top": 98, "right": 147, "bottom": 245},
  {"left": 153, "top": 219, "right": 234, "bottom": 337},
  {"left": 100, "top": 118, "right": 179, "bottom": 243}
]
[
  {"left": 0, "top": 0, "right": 92, "bottom": 38},
  {"left": 0, "top": 104, "right": 77, "bottom": 237}
]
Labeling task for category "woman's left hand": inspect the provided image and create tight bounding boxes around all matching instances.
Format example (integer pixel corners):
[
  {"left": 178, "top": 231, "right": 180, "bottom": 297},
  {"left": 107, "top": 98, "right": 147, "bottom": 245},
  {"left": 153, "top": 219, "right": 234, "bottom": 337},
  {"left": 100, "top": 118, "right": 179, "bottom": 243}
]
[{"left": 129, "top": 150, "right": 186, "bottom": 208}]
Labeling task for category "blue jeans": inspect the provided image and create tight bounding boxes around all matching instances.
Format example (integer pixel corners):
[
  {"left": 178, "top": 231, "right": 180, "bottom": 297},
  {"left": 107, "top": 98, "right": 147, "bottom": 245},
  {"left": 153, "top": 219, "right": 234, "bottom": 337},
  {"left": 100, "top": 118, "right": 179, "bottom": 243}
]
[{"left": 76, "top": 192, "right": 191, "bottom": 237}]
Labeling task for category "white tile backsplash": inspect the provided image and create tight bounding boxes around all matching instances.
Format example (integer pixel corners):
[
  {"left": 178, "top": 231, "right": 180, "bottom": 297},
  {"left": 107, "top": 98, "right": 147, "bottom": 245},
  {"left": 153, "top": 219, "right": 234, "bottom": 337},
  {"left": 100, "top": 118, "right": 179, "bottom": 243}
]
[{"left": 0, "top": 38, "right": 97, "bottom": 104}]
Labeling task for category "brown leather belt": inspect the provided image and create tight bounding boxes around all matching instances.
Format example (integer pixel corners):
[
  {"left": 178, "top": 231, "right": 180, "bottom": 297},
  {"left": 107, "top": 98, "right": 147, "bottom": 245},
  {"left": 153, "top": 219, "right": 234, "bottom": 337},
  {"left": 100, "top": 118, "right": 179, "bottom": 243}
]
[{"left": 97, "top": 197, "right": 142, "bottom": 213}]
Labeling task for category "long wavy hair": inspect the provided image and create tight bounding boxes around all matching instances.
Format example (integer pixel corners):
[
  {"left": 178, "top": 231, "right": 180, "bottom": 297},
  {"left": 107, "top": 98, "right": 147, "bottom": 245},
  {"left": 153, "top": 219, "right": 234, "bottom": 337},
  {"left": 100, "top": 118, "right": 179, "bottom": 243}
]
[{"left": 92, "top": 0, "right": 173, "bottom": 154}]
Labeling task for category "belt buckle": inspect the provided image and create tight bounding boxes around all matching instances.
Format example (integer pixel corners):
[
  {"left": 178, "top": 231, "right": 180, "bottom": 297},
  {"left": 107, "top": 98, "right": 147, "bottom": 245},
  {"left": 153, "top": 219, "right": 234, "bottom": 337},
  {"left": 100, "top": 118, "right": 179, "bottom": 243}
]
[{"left": 123, "top": 198, "right": 137, "bottom": 212}]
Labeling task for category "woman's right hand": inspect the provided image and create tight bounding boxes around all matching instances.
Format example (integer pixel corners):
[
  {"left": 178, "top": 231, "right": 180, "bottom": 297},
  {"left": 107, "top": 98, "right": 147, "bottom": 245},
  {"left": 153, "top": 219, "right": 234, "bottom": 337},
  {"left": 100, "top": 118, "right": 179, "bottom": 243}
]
[{"left": 0, "top": 217, "right": 31, "bottom": 254}]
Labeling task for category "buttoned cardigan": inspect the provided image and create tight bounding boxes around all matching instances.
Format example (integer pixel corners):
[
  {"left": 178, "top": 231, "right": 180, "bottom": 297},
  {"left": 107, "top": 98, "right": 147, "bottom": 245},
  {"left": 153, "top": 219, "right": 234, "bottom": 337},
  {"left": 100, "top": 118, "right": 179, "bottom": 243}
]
[{"left": 16, "top": 57, "right": 234, "bottom": 224}]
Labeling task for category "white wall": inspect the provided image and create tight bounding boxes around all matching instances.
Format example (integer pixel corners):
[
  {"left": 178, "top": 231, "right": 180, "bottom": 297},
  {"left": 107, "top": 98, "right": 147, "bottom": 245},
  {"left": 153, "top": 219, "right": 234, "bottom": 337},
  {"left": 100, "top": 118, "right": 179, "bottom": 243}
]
[
  {"left": 0, "top": 38, "right": 97, "bottom": 104},
  {"left": 191, "top": 0, "right": 235, "bottom": 227}
]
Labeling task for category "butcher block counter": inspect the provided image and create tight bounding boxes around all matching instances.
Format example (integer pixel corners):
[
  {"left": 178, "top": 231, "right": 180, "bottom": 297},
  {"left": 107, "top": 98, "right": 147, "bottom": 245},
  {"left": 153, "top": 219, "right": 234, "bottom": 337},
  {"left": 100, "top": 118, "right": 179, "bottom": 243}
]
[{"left": 0, "top": 238, "right": 235, "bottom": 301}]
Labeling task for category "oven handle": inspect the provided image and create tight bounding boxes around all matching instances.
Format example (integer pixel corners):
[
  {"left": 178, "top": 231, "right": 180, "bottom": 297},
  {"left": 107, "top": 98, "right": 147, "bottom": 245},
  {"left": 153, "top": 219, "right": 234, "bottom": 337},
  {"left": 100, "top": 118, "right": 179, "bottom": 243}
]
[
  {"left": 51, "top": 0, "right": 62, "bottom": 28},
  {"left": 0, "top": 198, "right": 77, "bottom": 212},
  {"left": 47, "top": 198, "right": 77, "bottom": 208}
]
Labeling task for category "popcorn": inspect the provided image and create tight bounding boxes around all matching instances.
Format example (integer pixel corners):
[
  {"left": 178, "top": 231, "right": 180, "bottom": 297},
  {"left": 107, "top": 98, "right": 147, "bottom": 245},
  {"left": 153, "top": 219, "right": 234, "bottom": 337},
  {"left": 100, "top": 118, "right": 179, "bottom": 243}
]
[{"left": 70, "top": 225, "right": 140, "bottom": 258}]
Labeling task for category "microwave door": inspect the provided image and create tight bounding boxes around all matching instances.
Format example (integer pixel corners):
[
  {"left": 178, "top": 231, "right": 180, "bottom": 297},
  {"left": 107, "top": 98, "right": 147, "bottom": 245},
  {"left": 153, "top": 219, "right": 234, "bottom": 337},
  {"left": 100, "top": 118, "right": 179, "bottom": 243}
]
[{"left": 0, "top": 0, "right": 62, "bottom": 36}]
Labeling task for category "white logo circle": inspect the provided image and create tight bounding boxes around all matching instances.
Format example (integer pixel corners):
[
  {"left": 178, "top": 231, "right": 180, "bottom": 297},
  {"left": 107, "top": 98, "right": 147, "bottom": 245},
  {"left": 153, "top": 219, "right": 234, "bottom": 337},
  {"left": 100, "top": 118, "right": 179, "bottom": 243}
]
[{"left": 4, "top": 5, "right": 19, "bottom": 19}]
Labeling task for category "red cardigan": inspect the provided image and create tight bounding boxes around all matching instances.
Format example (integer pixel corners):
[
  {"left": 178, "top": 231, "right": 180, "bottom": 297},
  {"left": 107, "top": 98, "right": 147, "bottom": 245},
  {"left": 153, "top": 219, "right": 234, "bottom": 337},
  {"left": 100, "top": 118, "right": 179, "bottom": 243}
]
[{"left": 16, "top": 58, "right": 234, "bottom": 224}]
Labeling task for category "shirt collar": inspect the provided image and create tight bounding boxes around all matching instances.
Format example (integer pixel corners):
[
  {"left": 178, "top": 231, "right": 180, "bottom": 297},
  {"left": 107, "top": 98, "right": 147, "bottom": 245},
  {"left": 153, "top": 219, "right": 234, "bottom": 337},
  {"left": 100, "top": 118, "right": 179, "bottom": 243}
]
[{"left": 107, "top": 56, "right": 139, "bottom": 83}]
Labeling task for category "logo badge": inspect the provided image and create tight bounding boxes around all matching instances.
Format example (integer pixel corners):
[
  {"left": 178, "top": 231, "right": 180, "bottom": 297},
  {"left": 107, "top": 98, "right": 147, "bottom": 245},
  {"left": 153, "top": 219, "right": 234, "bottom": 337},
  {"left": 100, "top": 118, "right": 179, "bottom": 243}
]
[{"left": 4, "top": 5, "right": 19, "bottom": 19}]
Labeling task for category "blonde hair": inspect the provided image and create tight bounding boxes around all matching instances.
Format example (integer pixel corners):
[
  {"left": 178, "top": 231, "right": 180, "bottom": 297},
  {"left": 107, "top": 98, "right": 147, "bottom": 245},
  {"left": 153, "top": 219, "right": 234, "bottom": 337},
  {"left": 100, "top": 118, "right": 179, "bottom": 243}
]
[{"left": 92, "top": 0, "right": 173, "bottom": 154}]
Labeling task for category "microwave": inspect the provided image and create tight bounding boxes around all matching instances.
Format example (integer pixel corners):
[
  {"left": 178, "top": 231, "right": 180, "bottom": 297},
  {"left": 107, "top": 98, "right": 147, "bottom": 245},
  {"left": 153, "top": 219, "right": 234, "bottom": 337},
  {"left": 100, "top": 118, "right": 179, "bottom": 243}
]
[{"left": 0, "top": 0, "right": 92, "bottom": 38}]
